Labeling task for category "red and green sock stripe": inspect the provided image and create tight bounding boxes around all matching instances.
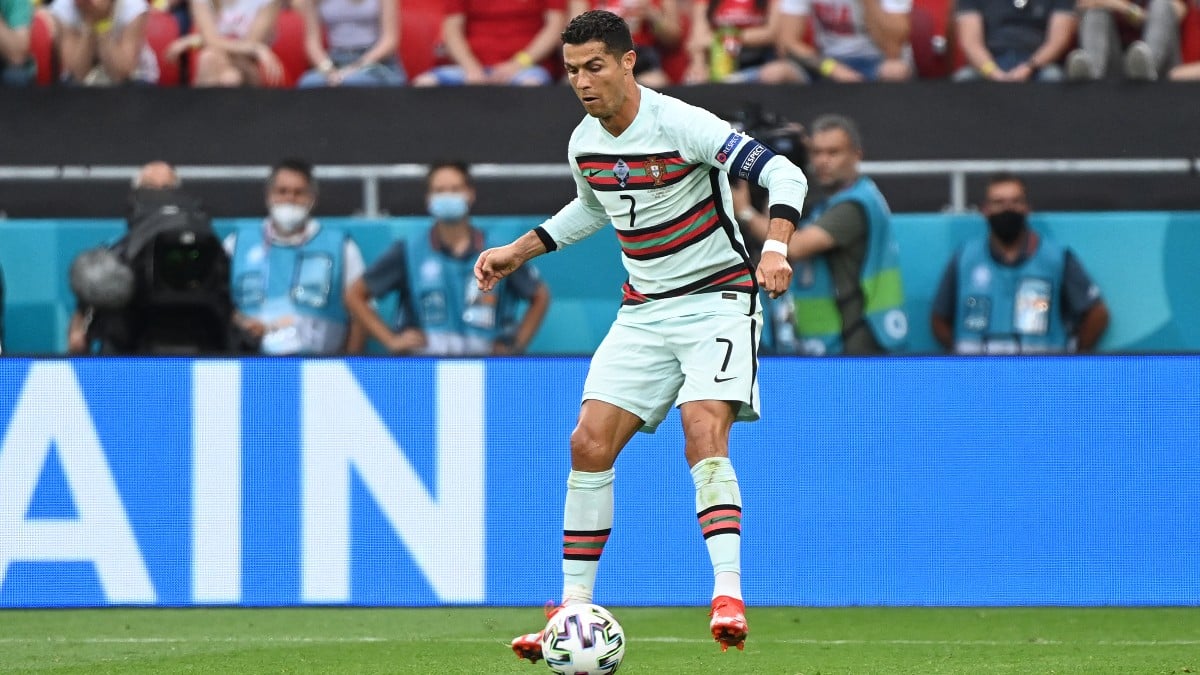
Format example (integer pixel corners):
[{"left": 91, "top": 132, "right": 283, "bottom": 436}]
[{"left": 698, "top": 504, "right": 742, "bottom": 539}]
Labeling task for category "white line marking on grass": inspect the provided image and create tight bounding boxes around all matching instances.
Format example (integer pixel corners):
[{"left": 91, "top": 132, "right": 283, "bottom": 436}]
[{"left": 1, "top": 637, "right": 1198, "bottom": 647}]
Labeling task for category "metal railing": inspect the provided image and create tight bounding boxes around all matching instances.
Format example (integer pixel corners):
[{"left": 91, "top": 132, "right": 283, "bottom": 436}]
[{"left": 2, "top": 158, "right": 1197, "bottom": 217}]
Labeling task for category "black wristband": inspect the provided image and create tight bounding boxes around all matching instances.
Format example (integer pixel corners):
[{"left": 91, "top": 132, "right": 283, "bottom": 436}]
[
  {"left": 768, "top": 204, "right": 801, "bottom": 227},
  {"left": 533, "top": 226, "right": 558, "bottom": 252}
]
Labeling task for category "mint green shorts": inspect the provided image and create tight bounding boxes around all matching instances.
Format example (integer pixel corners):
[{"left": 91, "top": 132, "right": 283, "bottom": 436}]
[{"left": 582, "top": 306, "right": 763, "bottom": 433}]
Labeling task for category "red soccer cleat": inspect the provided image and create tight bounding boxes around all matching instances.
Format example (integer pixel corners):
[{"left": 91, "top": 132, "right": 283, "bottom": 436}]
[
  {"left": 510, "top": 631, "right": 544, "bottom": 663},
  {"left": 511, "top": 602, "right": 562, "bottom": 664},
  {"left": 709, "top": 595, "right": 748, "bottom": 652}
]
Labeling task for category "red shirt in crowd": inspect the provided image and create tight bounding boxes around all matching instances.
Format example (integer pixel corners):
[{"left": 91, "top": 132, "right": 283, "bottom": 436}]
[{"left": 445, "top": 0, "right": 567, "bottom": 67}]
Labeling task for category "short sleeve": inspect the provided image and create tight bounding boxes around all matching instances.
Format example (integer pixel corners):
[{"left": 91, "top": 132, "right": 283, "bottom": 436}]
[
  {"left": 779, "top": 0, "right": 809, "bottom": 16},
  {"left": 118, "top": 0, "right": 149, "bottom": 25},
  {"left": 506, "top": 263, "right": 544, "bottom": 301},
  {"left": 1059, "top": 249, "right": 1102, "bottom": 324},
  {"left": 342, "top": 237, "right": 365, "bottom": 287},
  {"left": 6, "top": 0, "right": 33, "bottom": 29},
  {"left": 49, "top": 0, "right": 82, "bottom": 28},
  {"left": 955, "top": 0, "right": 982, "bottom": 14},
  {"left": 881, "top": 0, "right": 912, "bottom": 12},
  {"left": 812, "top": 201, "right": 866, "bottom": 248},
  {"left": 930, "top": 252, "right": 960, "bottom": 321},
  {"left": 361, "top": 240, "right": 411, "bottom": 300}
]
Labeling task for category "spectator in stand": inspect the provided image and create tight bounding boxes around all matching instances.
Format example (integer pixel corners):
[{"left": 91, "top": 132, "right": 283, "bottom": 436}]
[
  {"left": 413, "top": 0, "right": 567, "bottom": 86},
  {"left": 294, "top": 0, "right": 405, "bottom": 87},
  {"left": 51, "top": 0, "right": 160, "bottom": 85},
  {"left": 931, "top": 172, "right": 1110, "bottom": 354},
  {"left": 163, "top": 0, "right": 284, "bottom": 87},
  {"left": 778, "top": 0, "right": 913, "bottom": 82},
  {"left": 1066, "top": 0, "right": 1187, "bottom": 80},
  {"left": 568, "top": 0, "right": 684, "bottom": 88},
  {"left": 344, "top": 161, "right": 551, "bottom": 355},
  {"left": 224, "top": 159, "right": 366, "bottom": 354},
  {"left": 685, "top": 0, "right": 807, "bottom": 83},
  {"left": 1, "top": 0, "right": 34, "bottom": 86},
  {"left": 953, "top": 0, "right": 1077, "bottom": 81}
]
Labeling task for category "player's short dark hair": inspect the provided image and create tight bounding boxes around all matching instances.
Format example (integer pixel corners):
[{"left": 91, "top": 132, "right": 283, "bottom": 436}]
[
  {"left": 426, "top": 161, "right": 473, "bottom": 190},
  {"left": 811, "top": 114, "right": 863, "bottom": 151},
  {"left": 268, "top": 158, "right": 318, "bottom": 195},
  {"left": 561, "top": 10, "right": 635, "bottom": 58}
]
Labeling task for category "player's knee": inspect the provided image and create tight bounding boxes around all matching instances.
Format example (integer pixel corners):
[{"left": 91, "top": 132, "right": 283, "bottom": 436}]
[
  {"left": 681, "top": 413, "right": 731, "bottom": 464},
  {"left": 569, "top": 425, "right": 618, "bottom": 472}
]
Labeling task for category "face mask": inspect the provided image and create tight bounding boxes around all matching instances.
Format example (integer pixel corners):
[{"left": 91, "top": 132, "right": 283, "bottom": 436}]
[
  {"left": 428, "top": 192, "right": 470, "bottom": 222},
  {"left": 270, "top": 203, "right": 310, "bottom": 233},
  {"left": 987, "top": 210, "right": 1027, "bottom": 244}
]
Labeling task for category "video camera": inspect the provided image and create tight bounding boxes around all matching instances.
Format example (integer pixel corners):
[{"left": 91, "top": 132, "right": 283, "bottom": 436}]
[
  {"left": 727, "top": 103, "right": 811, "bottom": 216},
  {"left": 72, "top": 187, "right": 239, "bottom": 355},
  {"left": 728, "top": 103, "right": 809, "bottom": 169}
]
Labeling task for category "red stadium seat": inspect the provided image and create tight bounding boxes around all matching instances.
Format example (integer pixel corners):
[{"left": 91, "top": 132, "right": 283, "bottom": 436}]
[
  {"left": 398, "top": 0, "right": 443, "bottom": 80},
  {"left": 145, "top": 9, "right": 182, "bottom": 86},
  {"left": 270, "top": 8, "right": 309, "bottom": 87},
  {"left": 30, "top": 9, "right": 56, "bottom": 86},
  {"left": 1181, "top": 5, "right": 1200, "bottom": 64},
  {"left": 909, "top": 0, "right": 954, "bottom": 79}
]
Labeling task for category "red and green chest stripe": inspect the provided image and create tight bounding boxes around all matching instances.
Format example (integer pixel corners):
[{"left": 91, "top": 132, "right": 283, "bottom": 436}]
[{"left": 576, "top": 152, "right": 699, "bottom": 191}]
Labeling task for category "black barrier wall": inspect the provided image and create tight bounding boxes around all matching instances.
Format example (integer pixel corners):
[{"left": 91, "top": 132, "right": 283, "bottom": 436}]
[{"left": 3, "top": 82, "right": 1199, "bottom": 216}]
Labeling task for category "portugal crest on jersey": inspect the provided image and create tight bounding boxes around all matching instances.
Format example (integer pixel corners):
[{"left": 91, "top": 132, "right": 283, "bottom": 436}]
[
  {"left": 645, "top": 156, "right": 666, "bottom": 186},
  {"left": 613, "top": 159, "right": 630, "bottom": 187}
]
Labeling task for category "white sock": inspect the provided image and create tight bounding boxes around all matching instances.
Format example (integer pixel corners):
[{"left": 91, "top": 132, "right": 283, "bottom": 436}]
[
  {"left": 692, "top": 457, "right": 743, "bottom": 601},
  {"left": 561, "top": 468, "right": 614, "bottom": 605}
]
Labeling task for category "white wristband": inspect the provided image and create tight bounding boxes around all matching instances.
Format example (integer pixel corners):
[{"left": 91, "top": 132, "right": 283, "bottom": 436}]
[{"left": 761, "top": 239, "right": 789, "bottom": 257}]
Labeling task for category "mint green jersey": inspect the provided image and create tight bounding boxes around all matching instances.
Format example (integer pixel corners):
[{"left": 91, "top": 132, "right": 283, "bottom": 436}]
[{"left": 537, "top": 86, "right": 808, "bottom": 322}]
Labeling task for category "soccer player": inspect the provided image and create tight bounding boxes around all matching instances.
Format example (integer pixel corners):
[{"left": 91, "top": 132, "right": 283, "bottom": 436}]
[{"left": 474, "top": 8, "right": 807, "bottom": 660}]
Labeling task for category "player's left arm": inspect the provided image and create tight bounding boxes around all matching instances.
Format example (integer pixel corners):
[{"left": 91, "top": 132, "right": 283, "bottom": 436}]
[{"left": 671, "top": 106, "right": 809, "bottom": 297}]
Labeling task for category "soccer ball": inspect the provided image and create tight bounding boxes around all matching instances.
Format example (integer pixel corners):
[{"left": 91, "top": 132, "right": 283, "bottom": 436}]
[{"left": 541, "top": 603, "right": 626, "bottom": 674}]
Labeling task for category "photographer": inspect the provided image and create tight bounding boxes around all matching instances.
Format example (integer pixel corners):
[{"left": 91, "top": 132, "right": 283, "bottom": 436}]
[
  {"left": 736, "top": 114, "right": 909, "bottom": 356},
  {"left": 68, "top": 161, "right": 240, "bottom": 354}
]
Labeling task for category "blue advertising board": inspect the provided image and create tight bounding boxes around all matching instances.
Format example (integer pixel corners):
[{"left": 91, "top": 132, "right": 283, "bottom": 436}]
[{"left": 1, "top": 356, "right": 1197, "bottom": 608}]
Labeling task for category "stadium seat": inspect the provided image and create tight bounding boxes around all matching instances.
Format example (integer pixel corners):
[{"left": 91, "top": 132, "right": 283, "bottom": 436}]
[
  {"left": 909, "top": 0, "right": 954, "bottom": 79},
  {"left": 144, "top": 9, "right": 182, "bottom": 86},
  {"left": 270, "top": 8, "right": 309, "bottom": 87},
  {"left": 30, "top": 9, "right": 56, "bottom": 86},
  {"left": 398, "top": 0, "right": 443, "bottom": 80},
  {"left": 1182, "top": 5, "right": 1200, "bottom": 64}
]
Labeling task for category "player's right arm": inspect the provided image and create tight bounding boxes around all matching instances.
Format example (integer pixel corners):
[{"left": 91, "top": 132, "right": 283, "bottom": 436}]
[{"left": 477, "top": 132, "right": 609, "bottom": 292}]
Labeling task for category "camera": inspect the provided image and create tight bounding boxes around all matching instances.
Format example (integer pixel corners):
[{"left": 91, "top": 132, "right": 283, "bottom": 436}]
[{"left": 728, "top": 103, "right": 809, "bottom": 169}]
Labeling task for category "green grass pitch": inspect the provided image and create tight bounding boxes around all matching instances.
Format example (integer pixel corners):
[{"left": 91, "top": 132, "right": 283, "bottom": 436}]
[{"left": 1, "top": 607, "right": 1198, "bottom": 673}]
